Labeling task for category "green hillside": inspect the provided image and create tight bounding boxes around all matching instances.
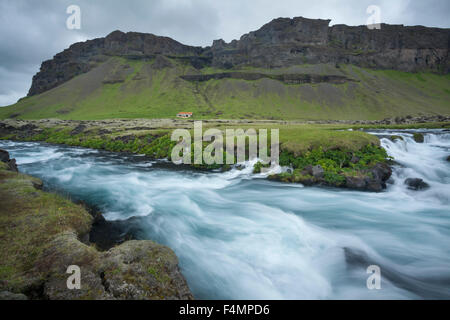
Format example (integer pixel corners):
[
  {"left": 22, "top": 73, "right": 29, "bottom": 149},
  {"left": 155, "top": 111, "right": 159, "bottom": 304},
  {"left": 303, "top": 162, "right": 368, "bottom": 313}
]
[{"left": 1, "top": 56, "right": 449, "bottom": 120}]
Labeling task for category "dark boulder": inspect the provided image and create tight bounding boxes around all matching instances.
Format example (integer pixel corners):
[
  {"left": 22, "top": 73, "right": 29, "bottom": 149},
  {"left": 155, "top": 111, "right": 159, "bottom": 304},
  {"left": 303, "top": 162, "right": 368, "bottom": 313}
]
[
  {"left": 7, "top": 158, "right": 18, "bottom": 172},
  {"left": 31, "top": 179, "right": 44, "bottom": 190},
  {"left": 345, "top": 176, "right": 366, "bottom": 190},
  {"left": 446, "top": 155, "right": 450, "bottom": 162},
  {"left": 19, "top": 124, "right": 38, "bottom": 131},
  {"left": 70, "top": 124, "right": 86, "bottom": 136},
  {"left": 404, "top": 178, "right": 430, "bottom": 191},
  {"left": 371, "top": 162, "right": 392, "bottom": 184},
  {"left": 312, "top": 165, "right": 324, "bottom": 178},
  {"left": 346, "top": 176, "right": 384, "bottom": 192},
  {"left": 0, "top": 149, "right": 10, "bottom": 162},
  {"left": 0, "top": 149, "right": 19, "bottom": 172},
  {"left": 89, "top": 214, "right": 140, "bottom": 251},
  {"left": 114, "top": 134, "right": 136, "bottom": 144},
  {"left": 389, "top": 135, "right": 404, "bottom": 142},
  {"left": 294, "top": 173, "right": 316, "bottom": 186},
  {"left": 20, "top": 124, "right": 38, "bottom": 135},
  {"left": 365, "top": 179, "right": 383, "bottom": 192},
  {"left": 345, "top": 163, "right": 392, "bottom": 192},
  {"left": 413, "top": 133, "right": 425, "bottom": 143},
  {"left": 303, "top": 165, "right": 313, "bottom": 176},
  {"left": 0, "top": 123, "right": 16, "bottom": 136}
]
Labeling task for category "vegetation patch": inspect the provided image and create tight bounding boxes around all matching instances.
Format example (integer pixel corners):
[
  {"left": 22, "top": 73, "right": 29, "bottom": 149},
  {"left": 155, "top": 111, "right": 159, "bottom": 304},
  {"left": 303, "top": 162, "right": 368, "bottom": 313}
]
[
  {"left": 0, "top": 152, "right": 192, "bottom": 299},
  {"left": 272, "top": 144, "right": 391, "bottom": 188}
]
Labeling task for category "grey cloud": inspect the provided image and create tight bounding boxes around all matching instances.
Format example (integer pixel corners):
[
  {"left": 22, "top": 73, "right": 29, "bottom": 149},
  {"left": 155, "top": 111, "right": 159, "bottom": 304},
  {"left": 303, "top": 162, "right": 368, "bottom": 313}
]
[{"left": 0, "top": 0, "right": 449, "bottom": 106}]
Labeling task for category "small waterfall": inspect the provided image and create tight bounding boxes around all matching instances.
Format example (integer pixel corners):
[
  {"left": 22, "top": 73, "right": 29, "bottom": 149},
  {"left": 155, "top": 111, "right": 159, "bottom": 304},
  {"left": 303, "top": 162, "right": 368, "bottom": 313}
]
[{"left": 373, "top": 130, "right": 450, "bottom": 204}]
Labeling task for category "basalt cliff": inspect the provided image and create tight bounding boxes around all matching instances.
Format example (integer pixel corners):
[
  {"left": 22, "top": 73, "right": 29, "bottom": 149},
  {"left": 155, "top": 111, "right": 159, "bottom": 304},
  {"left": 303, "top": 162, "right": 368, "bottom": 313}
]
[{"left": 28, "top": 17, "right": 449, "bottom": 96}]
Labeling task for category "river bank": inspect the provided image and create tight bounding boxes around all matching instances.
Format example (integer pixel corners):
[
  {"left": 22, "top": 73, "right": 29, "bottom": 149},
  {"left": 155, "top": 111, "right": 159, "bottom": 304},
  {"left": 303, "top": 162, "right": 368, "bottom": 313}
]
[
  {"left": 4, "top": 119, "right": 445, "bottom": 192},
  {"left": 0, "top": 149, "right": 193, "bottom": 300}
]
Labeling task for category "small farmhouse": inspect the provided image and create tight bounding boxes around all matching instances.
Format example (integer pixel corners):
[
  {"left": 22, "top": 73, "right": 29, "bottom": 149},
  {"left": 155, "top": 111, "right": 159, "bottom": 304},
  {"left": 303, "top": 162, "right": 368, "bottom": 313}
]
[{"left": 177, "top": 112, "right": 193, "bottom": 118}]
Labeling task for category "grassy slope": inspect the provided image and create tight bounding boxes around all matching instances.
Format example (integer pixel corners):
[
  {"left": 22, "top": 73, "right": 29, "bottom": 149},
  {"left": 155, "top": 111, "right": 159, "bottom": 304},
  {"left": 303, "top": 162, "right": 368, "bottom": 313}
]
[{"left": 0, "top": 57, "right": 449, "bottom": 120}]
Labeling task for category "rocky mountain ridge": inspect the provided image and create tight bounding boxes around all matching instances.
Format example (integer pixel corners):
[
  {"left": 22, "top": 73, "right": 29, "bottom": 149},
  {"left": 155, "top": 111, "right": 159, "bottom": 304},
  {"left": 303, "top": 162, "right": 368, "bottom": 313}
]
[{"left": 28, "top": 16, "right": 449, "bottom": 96}]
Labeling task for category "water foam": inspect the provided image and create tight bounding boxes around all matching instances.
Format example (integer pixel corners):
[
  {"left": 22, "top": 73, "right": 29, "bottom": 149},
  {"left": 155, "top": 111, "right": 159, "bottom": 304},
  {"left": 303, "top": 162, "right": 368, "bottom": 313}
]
[{"left": 1, "top": 130, "right": 449, "bottom": 299}]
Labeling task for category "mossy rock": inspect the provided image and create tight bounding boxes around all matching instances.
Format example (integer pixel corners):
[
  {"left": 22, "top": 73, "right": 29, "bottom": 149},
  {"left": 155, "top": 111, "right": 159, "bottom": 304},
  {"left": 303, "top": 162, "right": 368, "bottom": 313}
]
[
  {"left": 389, "top": 135, "right": 404, "bottom": 142},
  {"left": 0, "top": 164, "right": 193, "bottom": 300},
  {"left": 413, "top": 133, "right": 425, "bottom": 143},
  {"left": 253, "top": 161, "right": 270, "bottom": 174},
  {"left": 99, "top": 241, "right": 192, "bottom": 300}
]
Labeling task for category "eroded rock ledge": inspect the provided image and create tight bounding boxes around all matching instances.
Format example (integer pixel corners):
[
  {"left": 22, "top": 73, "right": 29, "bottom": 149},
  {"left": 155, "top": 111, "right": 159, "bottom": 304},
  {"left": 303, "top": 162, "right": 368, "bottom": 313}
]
[
  {"left": 180, "top": 72, "right": 355, "bottom": 84},
  {"left": 268, "top": 162, "right": 392, "bottom": 192},
  {"left": 28, "top": 16, "right": 449, "bottom": 96},
  {"left": 0, "top": 151, "right": 193, "bottom": 300}
]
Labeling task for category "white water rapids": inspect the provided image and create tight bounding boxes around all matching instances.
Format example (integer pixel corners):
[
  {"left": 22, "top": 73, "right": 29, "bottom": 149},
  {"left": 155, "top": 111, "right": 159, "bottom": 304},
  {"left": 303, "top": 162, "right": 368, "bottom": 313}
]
[{"left": 1, "top": 129, "right": 449, "bottom": 299}]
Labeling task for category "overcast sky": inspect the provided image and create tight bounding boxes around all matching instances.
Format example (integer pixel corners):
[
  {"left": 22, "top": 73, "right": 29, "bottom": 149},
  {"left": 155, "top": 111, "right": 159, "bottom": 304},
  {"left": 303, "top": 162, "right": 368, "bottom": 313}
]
[{"left": 1, "top": 0, "right": 449, "bottom": 106}]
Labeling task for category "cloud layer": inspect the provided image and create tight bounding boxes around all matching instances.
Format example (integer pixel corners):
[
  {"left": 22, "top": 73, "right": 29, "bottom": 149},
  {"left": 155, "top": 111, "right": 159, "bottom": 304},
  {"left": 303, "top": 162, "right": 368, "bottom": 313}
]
[{"left": 1, "top": 0, "right": 449, "bottom": 106}]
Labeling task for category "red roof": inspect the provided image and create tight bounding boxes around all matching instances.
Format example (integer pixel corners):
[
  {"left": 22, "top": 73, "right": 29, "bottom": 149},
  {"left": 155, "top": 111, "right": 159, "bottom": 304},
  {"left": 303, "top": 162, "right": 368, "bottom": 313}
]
[{"left": 177, "top": 112, "right": 193, "bottom": 115}]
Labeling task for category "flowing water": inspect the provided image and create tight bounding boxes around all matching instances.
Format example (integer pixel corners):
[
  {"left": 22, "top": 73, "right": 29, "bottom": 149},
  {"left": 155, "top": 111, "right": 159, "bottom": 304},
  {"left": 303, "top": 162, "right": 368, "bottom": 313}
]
[{"left": 1, "top": 129, "right": 449, "bottom": 299}]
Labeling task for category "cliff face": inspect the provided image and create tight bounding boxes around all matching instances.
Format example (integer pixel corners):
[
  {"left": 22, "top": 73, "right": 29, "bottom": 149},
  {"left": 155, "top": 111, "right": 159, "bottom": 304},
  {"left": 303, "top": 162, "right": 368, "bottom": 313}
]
[
  {"left": 209, "top": 17, "right": 449, "bottom": 72},
  {"left": 28, "top": 16, "right": 449, "bottom": 96},
  {"left": 28, "top": 31, "right": 202, "bottom": 96}
]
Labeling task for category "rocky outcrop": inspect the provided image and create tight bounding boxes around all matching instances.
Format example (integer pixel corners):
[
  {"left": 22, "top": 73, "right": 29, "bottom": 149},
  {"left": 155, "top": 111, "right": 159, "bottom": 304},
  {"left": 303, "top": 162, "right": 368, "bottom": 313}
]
[
  {"left": 0, "top": 156, "right": 193, "bottom": 300},
  {"left": 344, "top": 162, "right": 392, "bottom": 192},
  {"left": 0, "top": 149, "right": 18, "bottom": 172},
  {"left": 209, "top": 17, "right": 449, "bottom": 72},
  {"left": 181, "top": 72, "right": 355, "bottom": 84},
  {"left": 413, "top": 133, "right": 425, "bottom": 143},
  {"left": 28, "top": 31, "right": 202, "bottom": 96},
  {"left": 35, "top": 232, "right": 193, "bottom": 300},
  {"left": 270, "top": 162, "right": 392, "bottom": 192},
  {"left": 0, "top": 149, "right": 9, "bottom": 162},
  {"left": 389, "top": 135, "right": 404, "bottom": 142},
  {"left": 404, "top": 178, "right": 430, "bottom": 190},
  {"left": 27, "top": 17, "right": 449, "bottom": 97}
]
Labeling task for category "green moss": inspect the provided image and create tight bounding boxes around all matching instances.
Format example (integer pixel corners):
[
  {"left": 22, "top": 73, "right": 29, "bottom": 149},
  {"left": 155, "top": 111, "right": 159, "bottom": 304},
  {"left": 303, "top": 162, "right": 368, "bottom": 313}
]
[
  {"left": 389, "top": 135, "right": 404, "bottom": 142},
  {"left": 0, "top": 167, "right": 92, "bottom": 292},
  {"left": 253, "top": 161, "right": 270, "bottom": 174},
  {"left": 413, "top": 133, "right": 425, "bottom": 143},
  {"left": 277, "top": 144, "right": 389, "bottom": 186}
]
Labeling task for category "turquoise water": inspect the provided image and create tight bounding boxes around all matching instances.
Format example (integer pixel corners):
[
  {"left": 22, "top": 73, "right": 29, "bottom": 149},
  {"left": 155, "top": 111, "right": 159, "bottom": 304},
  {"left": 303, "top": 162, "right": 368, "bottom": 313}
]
[{"left": 1, "top": 129, "right": 449, "bottom": 299}]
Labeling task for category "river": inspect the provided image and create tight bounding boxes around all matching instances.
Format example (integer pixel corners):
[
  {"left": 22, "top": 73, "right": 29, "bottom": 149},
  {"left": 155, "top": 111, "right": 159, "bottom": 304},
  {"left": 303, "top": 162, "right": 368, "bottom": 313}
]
[{"left": 1, "top": 129, "right": 449, "bottom": 299}]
